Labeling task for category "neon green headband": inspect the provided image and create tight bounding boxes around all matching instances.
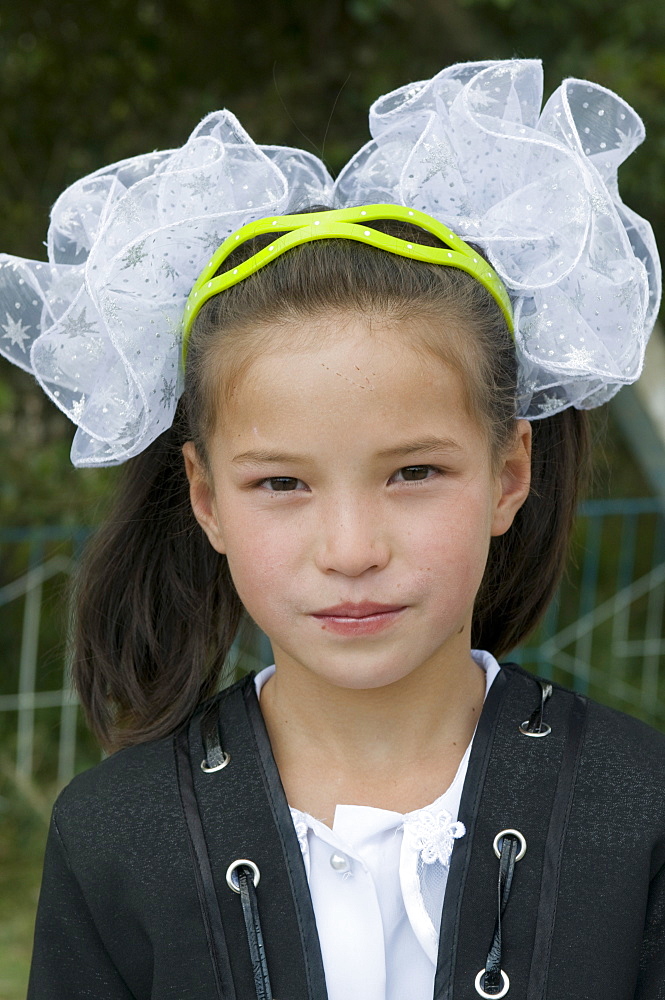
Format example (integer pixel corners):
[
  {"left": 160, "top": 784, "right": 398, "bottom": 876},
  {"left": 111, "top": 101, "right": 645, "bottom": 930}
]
[{"left": 181, "top": 203, "right": 513, "bottom": 363}]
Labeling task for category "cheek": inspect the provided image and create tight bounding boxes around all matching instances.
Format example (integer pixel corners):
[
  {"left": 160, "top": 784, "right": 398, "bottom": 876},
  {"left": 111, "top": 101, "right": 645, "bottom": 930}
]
[
  {"left": 219, "top": 511, "right": 295, "bottom": 617},
  {"left": 224, "top": 549, "right": 278, "bottom": 624},
  {"left": 407, "top": 498, "right": 493, "bottom": 588}
]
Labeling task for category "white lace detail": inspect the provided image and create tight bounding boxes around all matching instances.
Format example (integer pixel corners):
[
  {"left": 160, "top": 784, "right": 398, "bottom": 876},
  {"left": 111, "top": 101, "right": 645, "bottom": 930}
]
[
  {"left": 292, "top": 814, "right": 310, "bottom": 857},
  {"left": 403, "top": 808, "right": 466, "bottom": 868}
]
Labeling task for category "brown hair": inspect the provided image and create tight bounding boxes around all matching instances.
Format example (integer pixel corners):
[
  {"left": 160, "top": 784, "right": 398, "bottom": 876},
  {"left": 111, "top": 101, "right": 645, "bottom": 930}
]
[{"left": 73, "top": 212, "right": 590, "bottom": 751}]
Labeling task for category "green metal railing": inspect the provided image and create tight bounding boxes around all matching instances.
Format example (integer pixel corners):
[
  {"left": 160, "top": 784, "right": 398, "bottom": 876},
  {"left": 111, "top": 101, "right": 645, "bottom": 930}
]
[
  {"left": 515, "top": 498, "right": 665, "bottom": 724},
  {"left": 1, "top": 497, "right": 663, "bottom": 787}
]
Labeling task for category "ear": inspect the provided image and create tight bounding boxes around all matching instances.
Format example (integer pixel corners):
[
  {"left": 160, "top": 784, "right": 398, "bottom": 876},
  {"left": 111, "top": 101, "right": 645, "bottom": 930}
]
[
  {"left": 491, "top": 419, "right": 532, "bottom": 537},
  {"left": 182, "top": 441, "right": 226, "bottom": 554}
]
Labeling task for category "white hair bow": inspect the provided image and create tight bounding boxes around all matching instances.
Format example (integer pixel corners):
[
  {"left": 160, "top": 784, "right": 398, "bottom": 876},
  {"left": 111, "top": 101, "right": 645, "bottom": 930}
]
[{"left": 0, "top": 59, "right": 659, "bottom": 466}]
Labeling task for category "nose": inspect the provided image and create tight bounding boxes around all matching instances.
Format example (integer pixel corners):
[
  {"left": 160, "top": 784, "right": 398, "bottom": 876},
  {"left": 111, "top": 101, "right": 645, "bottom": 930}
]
[{"left": 314, "top": 495, "right": 390, "bottom": 577}]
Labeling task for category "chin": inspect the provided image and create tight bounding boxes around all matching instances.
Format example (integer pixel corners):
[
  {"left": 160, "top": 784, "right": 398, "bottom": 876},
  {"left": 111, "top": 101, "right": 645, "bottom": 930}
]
[{"left": 300, "top": 652, "right": 431, "bottom": 692}]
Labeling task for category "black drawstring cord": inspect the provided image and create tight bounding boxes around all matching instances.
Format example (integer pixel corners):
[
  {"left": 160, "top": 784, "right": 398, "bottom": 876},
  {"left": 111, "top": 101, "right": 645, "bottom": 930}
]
[
  {"left": 475, "top": 829, "right": 526, "bottom": 998},
  {"left": 519, "top": 680, "right": 553, "bottom": 737},
  {"left": 226, "top": 859, "right": 274, "bottom": 1000},
  {"left": 237, "top": 865, "right": 274, "bottom": 1000},
  {"left": 484, "top": 834, "right": 519, "bottom": 992},
  {"left": 200, "top": 700, "right": 231, "bottom": 771}
]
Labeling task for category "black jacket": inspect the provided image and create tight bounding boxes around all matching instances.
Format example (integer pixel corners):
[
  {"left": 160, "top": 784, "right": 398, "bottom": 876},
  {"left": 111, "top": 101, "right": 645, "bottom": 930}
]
[{"left": 28, "top": 663, "right": 665, "bottom": 998}]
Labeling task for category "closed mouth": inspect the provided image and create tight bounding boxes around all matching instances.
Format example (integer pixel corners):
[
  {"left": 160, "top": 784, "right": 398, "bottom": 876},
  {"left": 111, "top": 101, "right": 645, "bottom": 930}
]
[{"left": 311, "top": 602, "right": 406, "bottom": 619}]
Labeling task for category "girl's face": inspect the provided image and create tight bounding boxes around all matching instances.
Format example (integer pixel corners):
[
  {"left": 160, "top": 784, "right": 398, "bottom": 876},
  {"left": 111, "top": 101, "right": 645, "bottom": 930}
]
[{"left": 184, "top": 314, "right": 531, "bottom": 691}]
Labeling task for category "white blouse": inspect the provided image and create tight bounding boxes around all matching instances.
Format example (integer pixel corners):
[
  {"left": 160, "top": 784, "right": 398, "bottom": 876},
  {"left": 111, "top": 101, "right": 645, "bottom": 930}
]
[{"left": 254, "top": 651, "right": 501, "bottom": 1000}]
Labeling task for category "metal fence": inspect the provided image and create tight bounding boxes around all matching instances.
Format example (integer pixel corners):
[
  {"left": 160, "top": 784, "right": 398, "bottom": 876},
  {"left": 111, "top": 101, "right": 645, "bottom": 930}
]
[
  {"left": 515, "top": 498, "right": 665, "bottom": 724},
  {"left": 1, "top": 497, "right": 664, "bottom": 789}
]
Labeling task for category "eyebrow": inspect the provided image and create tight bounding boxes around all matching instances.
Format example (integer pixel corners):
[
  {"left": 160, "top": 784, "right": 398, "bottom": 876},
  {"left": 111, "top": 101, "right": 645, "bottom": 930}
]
[
  {"left": 232, "top": 449, "right": 311, "bottom": 465},
  {"left": 375, "top": 437, "right": 463, "bottom": 459},
  {"left": 231, "top": 438, "right": 462, "bottom": 465}
]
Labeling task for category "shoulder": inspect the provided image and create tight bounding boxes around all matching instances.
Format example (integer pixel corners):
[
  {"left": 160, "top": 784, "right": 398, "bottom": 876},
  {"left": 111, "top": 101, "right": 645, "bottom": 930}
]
[
  {"left": 501, "top": 661, "right": 665, "bottom": 759},
  {"left": 503, "top": 664, "right": 665, "bottom": 804},
  {"left": 51, "top": 675, "right": 252, "bottom": 851},
  {"left": 582, "top": 689, "right": 665, "bottom": 755},
  {"left": 52, "top": 727, "right": 183, "bottom": 853},
  {"left": 495, "top": 663, "right": 665, "bottom": 876},
  {"left": 574, "top": 693, "right": 665, "bottom": 811}
]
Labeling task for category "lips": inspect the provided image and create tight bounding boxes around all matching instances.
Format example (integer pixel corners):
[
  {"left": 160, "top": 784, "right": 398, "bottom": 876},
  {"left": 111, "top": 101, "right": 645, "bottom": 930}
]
[
  {"left": 310, "top": 602, "right": 407, "bottom": 636},
  {"left": 312, "top": 602, "right": 405, "bottom": 618}
]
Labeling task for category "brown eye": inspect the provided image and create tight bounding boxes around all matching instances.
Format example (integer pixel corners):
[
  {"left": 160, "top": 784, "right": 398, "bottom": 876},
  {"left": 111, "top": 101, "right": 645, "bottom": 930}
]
[
  {"left": 399, "top": 466, "right": 432, "bottom": 481},
  {"left": 265, "top": 477, "right": 299, "bottom": 491}
]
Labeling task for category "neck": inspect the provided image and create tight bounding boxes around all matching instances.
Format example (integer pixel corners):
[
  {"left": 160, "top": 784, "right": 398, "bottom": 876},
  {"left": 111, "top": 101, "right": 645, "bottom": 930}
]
[{"left": 259, "top": 642, "right": 487, "bottom": 823}]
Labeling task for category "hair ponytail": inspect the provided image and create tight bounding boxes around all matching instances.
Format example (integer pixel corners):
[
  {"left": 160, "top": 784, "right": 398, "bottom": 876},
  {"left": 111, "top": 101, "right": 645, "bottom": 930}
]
[
  {"left": 473, "top": 407, "right": 591, "bottom": 657},
  {"left": 72, "top": 402, "right": 243, "bottom": 752}
]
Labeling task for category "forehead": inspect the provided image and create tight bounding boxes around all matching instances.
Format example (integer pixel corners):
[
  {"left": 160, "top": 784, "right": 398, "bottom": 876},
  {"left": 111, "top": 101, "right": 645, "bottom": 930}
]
[
  {"left": 239, "top": 320, "right": 434, "bottom": 397},
  {"left": 215, "top": 314, "right": 488, "bottom": 452}
]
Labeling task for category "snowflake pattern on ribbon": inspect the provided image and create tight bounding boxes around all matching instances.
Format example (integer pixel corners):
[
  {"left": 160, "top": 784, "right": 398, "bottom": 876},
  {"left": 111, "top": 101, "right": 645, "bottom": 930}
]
[
  {"left": 420, "top": 137, "right": 457, "bottom": 182},
  {"left": 121, "top": 241, "right": 149, "bottom": 270},
  {"left": 182, "top": 173, "right": 217, "bottom": 198},
  {"left": 62, "top": 307, "right": 98, "bottom": 338},
  {"left": 159, "top": 377, "right": 176, "bottom": 407},
  {"left": 199, "top": 230, "right": 226, "bottom": 254},
  {"left": 2, "top": 313, "right": 31, "bottom": 352},
  {"left": 160, "top": 260, "right": 179, "bottom": 281}
]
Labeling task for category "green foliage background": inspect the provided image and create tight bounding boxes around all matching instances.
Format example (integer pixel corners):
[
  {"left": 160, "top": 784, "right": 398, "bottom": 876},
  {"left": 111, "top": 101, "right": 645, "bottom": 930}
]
[{"left": 0, "top": 3, "right": 664, "bottom": 996}]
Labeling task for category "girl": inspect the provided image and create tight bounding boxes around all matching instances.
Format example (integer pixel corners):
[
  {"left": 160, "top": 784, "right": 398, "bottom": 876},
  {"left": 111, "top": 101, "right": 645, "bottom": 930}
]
[{"left": 2, "top": 59, "right": 664, "bottom": 999}]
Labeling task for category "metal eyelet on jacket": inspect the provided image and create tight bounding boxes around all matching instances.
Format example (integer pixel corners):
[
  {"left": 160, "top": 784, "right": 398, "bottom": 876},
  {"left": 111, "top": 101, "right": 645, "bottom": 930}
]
[
  {"left": 226, "top": 858, "right": 261, "bottom": 893},
  {"left": 519, "top": 680, "right": 553, "bottom": 737},
  {"left": 200, "top": 751, "right": 231, "bottom": 773},
  {"left": 474, "top": 829, "right": 526, "bottom": 997},
  {"left": 227, "top": 859, "right": 274, "bottom": 1000},
  {"left": 475, "top": 968, "right": 510, "bottom": 999},
  {"left": 493, "top": 828, "right": 526, "bottom": 862}
]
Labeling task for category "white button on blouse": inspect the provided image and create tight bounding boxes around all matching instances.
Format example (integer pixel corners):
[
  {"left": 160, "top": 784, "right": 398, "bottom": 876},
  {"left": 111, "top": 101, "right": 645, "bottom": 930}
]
[{"left": 254, "top": 651, "right": 501, "bottom": 1000}]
